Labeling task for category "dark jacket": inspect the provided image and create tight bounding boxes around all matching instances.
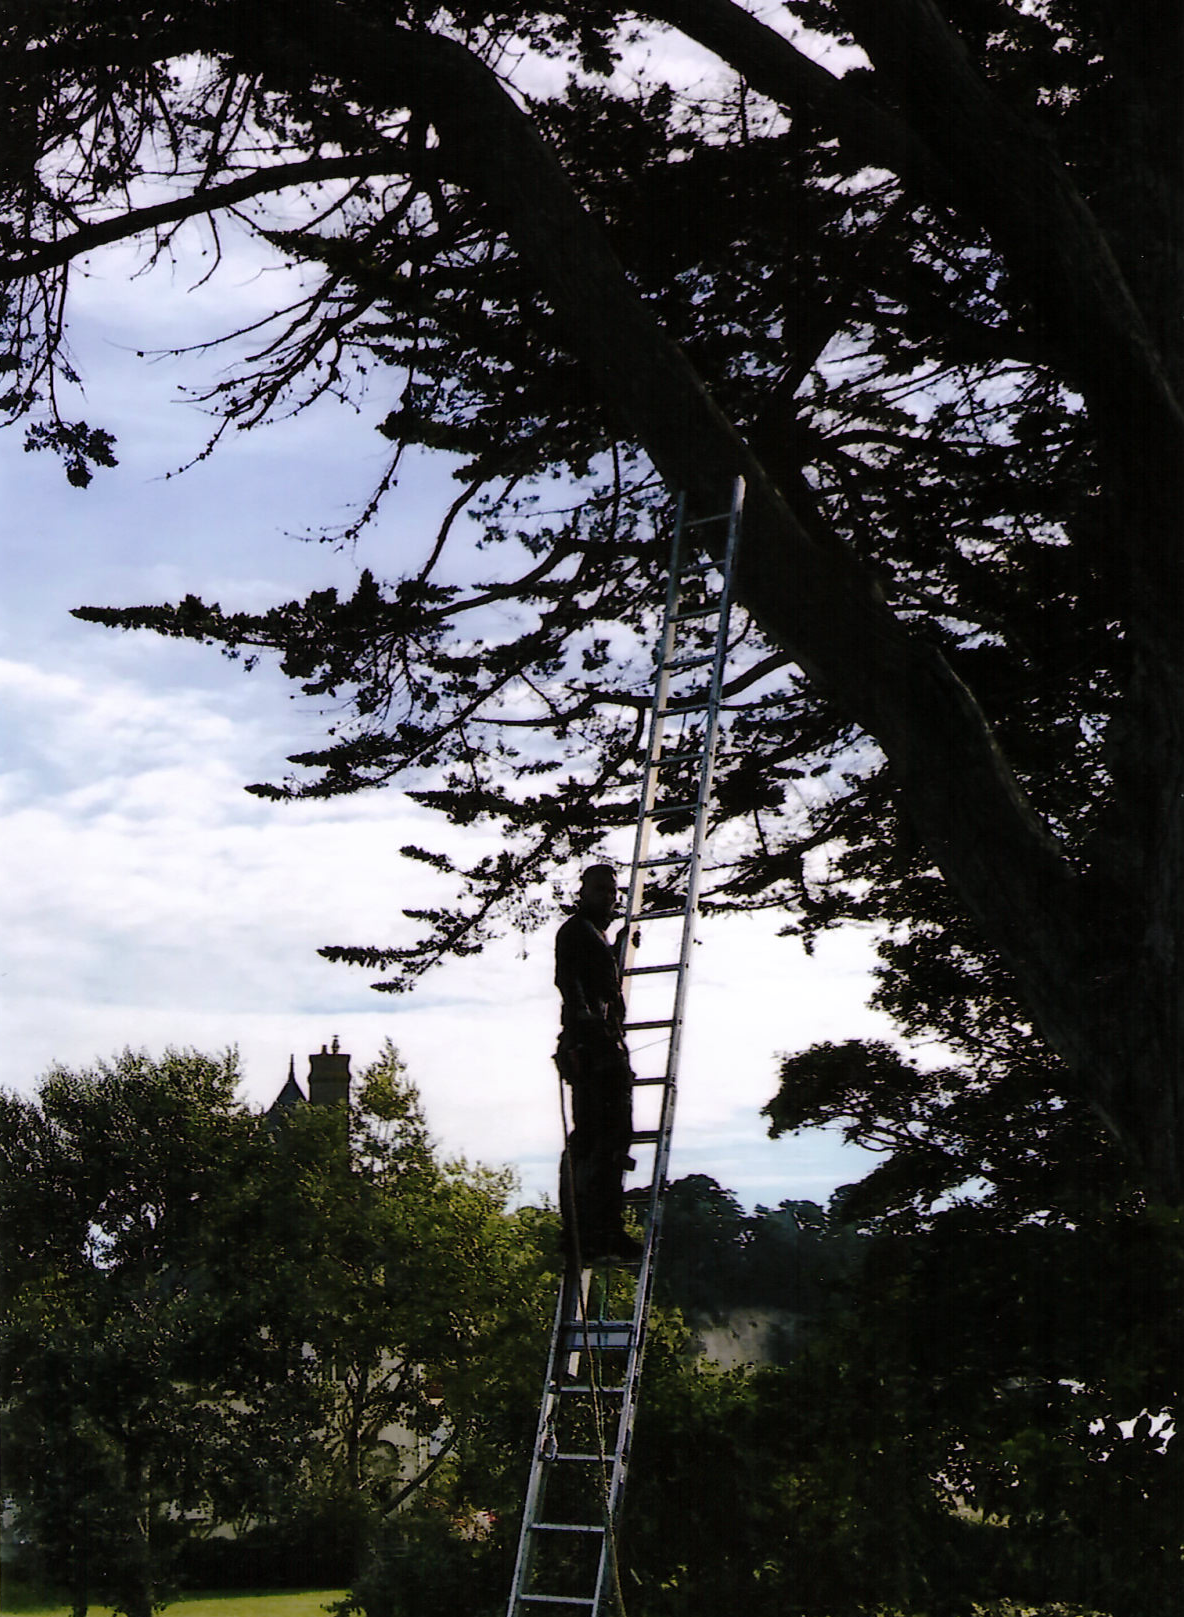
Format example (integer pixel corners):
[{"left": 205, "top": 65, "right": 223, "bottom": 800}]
[{"left": 555, "top": 910, "right": 626, "bottom": 1038}]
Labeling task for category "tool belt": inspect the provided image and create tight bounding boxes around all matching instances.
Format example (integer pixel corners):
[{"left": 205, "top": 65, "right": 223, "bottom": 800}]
[{"left": 556, "top": 1021, "right": 630, "bottom": 1085}]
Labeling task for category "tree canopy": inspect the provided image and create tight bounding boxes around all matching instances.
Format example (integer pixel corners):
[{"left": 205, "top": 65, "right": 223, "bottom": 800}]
[
  {"left": 5, "top": 1034, "right": 1176, "bottom": 1615},
  {"left": 0, "top": 1044, "right": 558, "bottom": 1616},
  {"left": 3, "top": 2, "right": 1183, "bottom": 1200}
]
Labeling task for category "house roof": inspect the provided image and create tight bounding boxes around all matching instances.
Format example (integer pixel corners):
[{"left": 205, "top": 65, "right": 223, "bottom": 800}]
[{"left": 268, "top": 1057, "right": 306, "bottom": 1115}]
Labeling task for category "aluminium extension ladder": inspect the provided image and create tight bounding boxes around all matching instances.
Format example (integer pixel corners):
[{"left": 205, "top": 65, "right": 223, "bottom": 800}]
[{"left": 505, "top": 478, "right": 745, "bottom": 1617}]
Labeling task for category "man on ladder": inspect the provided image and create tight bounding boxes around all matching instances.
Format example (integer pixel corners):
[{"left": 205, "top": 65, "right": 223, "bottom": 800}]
[
  {"left": 555, "top": 864, "right": 642, "bottom": 1266},
  {"left": 505, "top": 480, "right": 743, "bottom": 1617}
]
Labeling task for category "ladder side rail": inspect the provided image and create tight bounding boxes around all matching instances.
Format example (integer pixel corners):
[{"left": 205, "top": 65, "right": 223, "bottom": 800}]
[
  {"left": 637, "top": 477, "right": 743, "bottom": 1224},
  {"left": 506, "top": 1276, "right": 580, "bottom": 1616},
  {"left": 607, "top": 1209, "right": 664, "bottom": 1509},
  {"left": 605, "top": 477, "right": 747, "bottom": 1509},
  {"left": 615, "top": 478, "right": 745, "bottom": 1403},
  {"left": 619, "top": 497, "right": 690, "bottom": 989},
  {"left": 625, "top": 476, "right": 741, "bottom": 969},
  {"left": 568, "top": 1283, "right": 646, "bottom": 1617},
  {"left": 586, "top": 498, "right": 711, "bottom": 1612},
  {"left": 597, "top": 479, "right": 747, "bottom": 1578},
  {"left": 588, "top": 1170, "right": 671, "bottom": 1617},
  {"left": 589, "top": 1329, "right": 649, "bottom": 1614},
  {"left": 658, "top": 475, "right": 745, "bottom": 1086}
]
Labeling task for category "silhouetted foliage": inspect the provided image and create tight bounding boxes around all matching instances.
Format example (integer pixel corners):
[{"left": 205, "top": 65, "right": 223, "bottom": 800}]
[
  {"left": 1, "top": 1, "right": 1183, "bottom": 1203},
  {"left": 626, "top": 1173, "right": 1184, "bottom": 1617},
  {"left": 758, "top": 1034, "right": 1184, "bottom": 1616},
  {"left": 656, "top": 1173, "right": 859, "bottom": 1325}
]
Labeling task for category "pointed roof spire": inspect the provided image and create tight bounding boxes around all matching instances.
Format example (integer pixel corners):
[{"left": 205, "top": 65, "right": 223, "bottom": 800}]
[{"left": 267, "top": 1054, "right": 306, "bottom": 1118}]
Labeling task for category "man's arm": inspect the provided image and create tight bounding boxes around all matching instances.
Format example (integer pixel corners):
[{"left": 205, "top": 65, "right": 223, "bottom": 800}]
[{"left": 555, "top": 918, "right": 596, "bottom": 1023}]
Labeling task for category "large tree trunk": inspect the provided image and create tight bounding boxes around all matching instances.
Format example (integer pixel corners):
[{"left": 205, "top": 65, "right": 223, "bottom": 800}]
[
  {"left": 119, "top": 1445, "right": 155, "bottom": 1617},
  {"left": 70, "top": 1560, "right": 88, "bottom": 1617}
]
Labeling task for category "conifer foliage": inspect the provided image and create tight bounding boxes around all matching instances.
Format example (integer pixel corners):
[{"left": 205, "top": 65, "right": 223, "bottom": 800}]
[{"left": 3, "top": 3, "right": 1184, "bottom": 1199}]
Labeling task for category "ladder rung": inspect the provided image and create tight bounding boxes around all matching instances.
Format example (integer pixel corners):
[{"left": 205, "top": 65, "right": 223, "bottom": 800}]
[
  {"left": 666, "top": 653, "right": 714, "bottom": 671},
  {"left": 624, "top": 1019, "right": 675, "bottom": 1032},
  {"left": 557, "top": 1383, "right": 626, "bottom": 1395},
  {"left": 632, "top": 1076, "right": 667, "bottom": 1087},
  {"left": 671, "top": 604, "right": 718, "bottom": 623},
  {"left": 621, "top": 962, "right": 680, "bottom": 976},
  {"left": 519, "top": 1597, "right": 596, "bottom": 1608},
  {"left": 684, "top": 508, "right": 733, "bottom": 526},
  {"left": 552, "top": 1452, "right": 614, "bottom": 1464},
  {"left": 530, "top": 1522, "right": 606, "bottom": 1535},
  {"left": 561, "top": 1332, "right": 632, "bottom": 1349},
  {"left": 632, "top": 1128, "right": 661, "bottom": 1144},
  {"left": 648, "top": 800, "right": 698, "bottom": 817},
  {"left": 561, "top": 1322, "right": 633, "bottom": 1350},
  {"left": 658, "top": 701, "right": 709, "bottom": 717},
  {"left": 651, "top": 752, "right": 702, "bottom": 770},
  {"left": 630, "top": 905, "right": 685, "bottom": 921},
  {"left": 638, "top": 850, "right": 692, "bottom": 866}
]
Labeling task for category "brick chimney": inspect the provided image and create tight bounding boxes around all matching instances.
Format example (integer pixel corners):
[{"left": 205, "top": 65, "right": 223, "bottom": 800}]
[{"left": 308, "top": 1036, "right": 351, "bottom": 1108}]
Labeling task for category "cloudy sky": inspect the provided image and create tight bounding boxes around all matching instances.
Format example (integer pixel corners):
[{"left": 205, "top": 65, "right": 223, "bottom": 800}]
[{"left": 0, "top": 122, "right": 900, "bottom": 1213}]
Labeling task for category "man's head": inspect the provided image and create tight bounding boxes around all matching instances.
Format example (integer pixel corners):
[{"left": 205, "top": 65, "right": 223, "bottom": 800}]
[{"left": 578, "top": 864, "right": 618, "bottom": 927}]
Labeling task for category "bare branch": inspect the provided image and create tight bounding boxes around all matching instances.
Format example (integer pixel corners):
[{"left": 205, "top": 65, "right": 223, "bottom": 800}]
[{"left": 0, "top": 151, "right": 417, "bottom": 282}]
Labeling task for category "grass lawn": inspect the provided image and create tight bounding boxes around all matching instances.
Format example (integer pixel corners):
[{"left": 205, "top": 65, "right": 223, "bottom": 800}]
[{"left": 0, "top": 1586, "right": 347, "bottom": 1616}]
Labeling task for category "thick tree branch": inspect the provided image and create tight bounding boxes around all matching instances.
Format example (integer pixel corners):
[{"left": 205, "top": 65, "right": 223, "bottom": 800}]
[
  {"left": 0, "top": 151, "right": 412, "bottom": 282},
  {"left": 833, "top": 0, "right": 1184, "bottom": 470},
  {"left": 381, "top": 1430, "right": 457, "bottom": 1517},
  {"left": 238, "top": 13, "right": 1096, "bottom": 1069},
  {"left": 643, "top": 0, "right": 958, "bottom": 208},
  {"left": 646, "top": 0, "right": 1184, "bottom": 544}
]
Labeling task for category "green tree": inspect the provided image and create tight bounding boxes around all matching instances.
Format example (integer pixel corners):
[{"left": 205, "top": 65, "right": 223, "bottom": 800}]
[
  {"left": 0, "top": 1050, "right": 269, "bottom": 1617},
  {"left": 240, "top": 1042, "right": 558, "bottom": 1540},
  {"left": 269, "top": 1049, "right": 561, "bottom": 1617},
  {"left": 621, "top": 1291, "right": 987, "bottom": 1617},
  {"left": 622, "top": 1186, "right": 1184, "bottom": 1617},
  {"left": 4, "top": 4, "right": 1184, "bottom": 1208},
  {"left": 0, "top": 1044, "right": 558, "bottom": 1613},
  {"left": 656, "top": 1173, "right": 858, "bottom": 1326},
  {"left": 762, "top": 1038, "right": 1184, "bottom": 1616}
]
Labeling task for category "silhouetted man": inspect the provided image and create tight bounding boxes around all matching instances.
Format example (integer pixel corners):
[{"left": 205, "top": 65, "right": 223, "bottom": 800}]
[{"left": 555, "top": 865, "right": 641, "bottom": 1264}]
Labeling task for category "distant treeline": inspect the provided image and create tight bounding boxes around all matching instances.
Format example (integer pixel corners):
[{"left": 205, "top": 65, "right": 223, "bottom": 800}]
[{"left": 655, "top": 1173, "right": 860, "bottom": 1323}]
